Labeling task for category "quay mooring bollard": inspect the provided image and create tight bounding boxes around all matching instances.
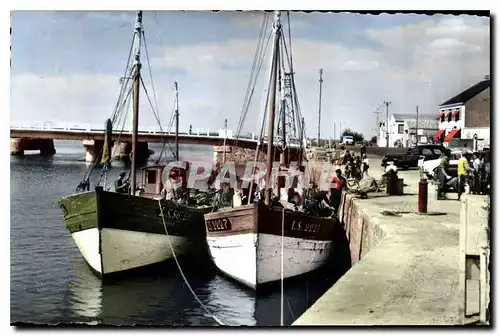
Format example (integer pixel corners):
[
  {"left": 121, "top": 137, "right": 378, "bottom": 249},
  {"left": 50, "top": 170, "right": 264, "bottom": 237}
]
[{"left": 418, "top": 178, "right": 428, "bottom": 213}]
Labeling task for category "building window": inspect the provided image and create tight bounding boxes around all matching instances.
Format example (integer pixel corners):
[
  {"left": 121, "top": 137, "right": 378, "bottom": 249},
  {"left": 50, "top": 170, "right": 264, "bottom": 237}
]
[
  {"left": 398, "top": 124, "right": 404, "bottom": 134},
  {"left": 147, "top": 170, "right": 156, "bottom": 184},
  {"left": 440, "top": 112, "right": 445, "bottom": 122},
  {"left": 453, "top": 109, "right": 460, "bottom": 122},
  {"left": 447, "top": 110, "right": 452, "bottom": 122}
]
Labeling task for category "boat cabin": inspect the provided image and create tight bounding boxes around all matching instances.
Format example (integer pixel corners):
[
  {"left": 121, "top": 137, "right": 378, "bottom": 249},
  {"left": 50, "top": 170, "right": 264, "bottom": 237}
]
[{"left": 138, "top": 162, "right": 190, "bottom": 199}]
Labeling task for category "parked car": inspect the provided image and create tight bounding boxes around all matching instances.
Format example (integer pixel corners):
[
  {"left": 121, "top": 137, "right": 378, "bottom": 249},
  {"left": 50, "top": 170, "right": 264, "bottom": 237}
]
[
  {"left": 421, "top": 148, "right": 471, "bottom": 179},
  {"left": 381, "top": 144, "right": 445, "bottom": 170},
  {"left": 342, "top": 135, "right": 354, "bottom": 145}
]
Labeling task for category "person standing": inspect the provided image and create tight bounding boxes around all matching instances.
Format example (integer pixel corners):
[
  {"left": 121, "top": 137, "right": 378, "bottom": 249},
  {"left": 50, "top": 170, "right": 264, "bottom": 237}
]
[
  {"left": 437, "top": 149, "right": 452, "bottom": 199},
  {"left": 360, "top": 143, "right": 367, "bottom": 158},
  {"left": 330, "top": 169, "right": 347, "bottom": 214},
  {"left": 362, "top": 153, "right": 369, "bottom": 177},
  {"left": 457, "top": 151, "right": 473, "bottom": 199}
]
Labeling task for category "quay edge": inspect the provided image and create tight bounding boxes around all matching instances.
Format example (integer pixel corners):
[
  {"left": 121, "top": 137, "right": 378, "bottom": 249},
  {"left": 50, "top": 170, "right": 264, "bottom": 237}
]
[{"left": 292, "top": 173, "right": 489, "bottom": 326}]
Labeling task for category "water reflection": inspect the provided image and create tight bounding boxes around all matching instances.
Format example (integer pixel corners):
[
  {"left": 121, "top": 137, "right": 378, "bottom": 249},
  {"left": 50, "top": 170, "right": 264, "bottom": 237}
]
[
  {"left": 68, "top": 261, "right": 102, "bottom": 323},
  {"left": 67, "top": 255, "right": 346, "bottom": 326}
]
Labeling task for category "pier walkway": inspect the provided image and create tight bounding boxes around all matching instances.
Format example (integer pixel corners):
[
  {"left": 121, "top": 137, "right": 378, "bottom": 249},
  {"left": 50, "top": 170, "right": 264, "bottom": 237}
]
[{"left": 293, "top": 158, "right": 489, "bottom": 325}]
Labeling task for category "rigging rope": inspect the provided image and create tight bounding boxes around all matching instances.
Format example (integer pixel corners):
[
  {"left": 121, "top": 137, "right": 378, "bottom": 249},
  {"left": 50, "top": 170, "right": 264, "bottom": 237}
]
[
  {"left": 281, "top": 206, "right": 285, "bottom": 327},
  {"left": 152, "top": 11, "right": 177, "bottom": 162},
  {"left": 235, "top": 13, "right": 269, "bottom": 137},
  {"left": 234, "top": 29, "right": 273, "bottom": 147},
  {"left": 141, "top": 28, "right": 171, "bottom": 162},
  {"left": 246, "top": 40, "right": 276, "bottom": 203},
  {"left": 157, "top": 200, "right": 226, "bottom": 326},
  {"left": 139, "top": 76, "right": 177, "bottom": 160},
  {"left": 234, "top": 14, "right": 274, "bottom": 143},
  {"left": 77, "top": 32, "right": 138, "bottom": 190},
  {"left": 95, "top": 79, "right": 134, "bottom": 188}
]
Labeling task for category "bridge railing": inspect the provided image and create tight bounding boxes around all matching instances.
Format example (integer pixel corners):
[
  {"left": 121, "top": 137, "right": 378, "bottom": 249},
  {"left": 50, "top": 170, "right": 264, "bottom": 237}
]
[
  {"left": 10, "top": 121, "right": 263, "bottom": 141},
  {"left": 11, "top": 121, "right": 304, "bottom": 145}
]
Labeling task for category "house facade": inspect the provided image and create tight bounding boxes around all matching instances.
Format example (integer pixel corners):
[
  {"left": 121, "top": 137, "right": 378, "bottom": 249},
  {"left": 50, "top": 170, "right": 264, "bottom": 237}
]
[
  {"left": 377, "top": 114, "right": 436, "bottom": 148},
  {"left": 403, "top": 118, "right": 439, "bottom": 147},
  {"left": 433, "top": 77, "right": 490, "bottom": 150}
]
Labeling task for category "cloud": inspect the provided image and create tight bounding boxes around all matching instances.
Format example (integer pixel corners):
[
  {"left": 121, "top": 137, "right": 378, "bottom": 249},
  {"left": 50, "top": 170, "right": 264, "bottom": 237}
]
[
  {"left": 11, "top": 13, "right": 490, "bottom": 139},
  {"left": 10, "top": 73, "right": 174, "bottom": 130},
  {"left": 341, "top": 60, "right": 380, "bottom": 71}
]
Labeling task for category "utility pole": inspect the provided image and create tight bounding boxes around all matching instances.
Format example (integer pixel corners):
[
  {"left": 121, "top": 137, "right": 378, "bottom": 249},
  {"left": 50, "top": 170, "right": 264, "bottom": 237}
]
[
  {"left": 415, "top": 105, "right": 419, "bottom": 145},
  {"left": 374, "top": 110, "right": 380, "bottom": 134},
  {"left": 317, "top": 68, "right": 323, "bottom": 147},
  {"left": 373, "top": 103, "right": 383, "bottom": 140},
  {"left": 384, "top": 101, "right": 391, "bottom": 148}
]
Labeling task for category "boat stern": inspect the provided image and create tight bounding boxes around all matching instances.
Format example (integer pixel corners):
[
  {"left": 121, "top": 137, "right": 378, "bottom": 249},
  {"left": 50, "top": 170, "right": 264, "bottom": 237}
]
[{"left": 204, "top": 204, "right": 259, "bottom": 289}]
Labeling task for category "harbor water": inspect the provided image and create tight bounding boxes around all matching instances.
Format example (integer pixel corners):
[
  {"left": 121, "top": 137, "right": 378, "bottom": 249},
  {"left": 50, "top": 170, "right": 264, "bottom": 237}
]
[{"left": 10, "top": 140, "right": 349, "bottom": 326}]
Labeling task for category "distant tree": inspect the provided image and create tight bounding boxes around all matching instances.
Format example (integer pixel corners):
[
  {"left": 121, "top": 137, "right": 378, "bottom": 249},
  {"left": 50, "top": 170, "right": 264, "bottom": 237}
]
[
  {"left": 370, "top": 136, "right": 377, "bottom": 144},
  {"left": 341, "top": 128, "right": 364, "bottom": 143}
]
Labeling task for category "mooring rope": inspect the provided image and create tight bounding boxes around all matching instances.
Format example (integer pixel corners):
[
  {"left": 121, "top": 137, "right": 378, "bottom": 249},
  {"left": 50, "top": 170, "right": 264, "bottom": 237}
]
[
  {"left": 281, "top": 206, "right": 285, "bottom": 326},
  {"left": 157, "top": 200, "right": 226, "bottom": 326}
]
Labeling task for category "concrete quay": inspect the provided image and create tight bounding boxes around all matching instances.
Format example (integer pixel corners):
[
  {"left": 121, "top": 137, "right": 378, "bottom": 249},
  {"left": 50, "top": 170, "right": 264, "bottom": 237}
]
[{"left": 293, "top": 160, "right": 490, "bottom": 325}]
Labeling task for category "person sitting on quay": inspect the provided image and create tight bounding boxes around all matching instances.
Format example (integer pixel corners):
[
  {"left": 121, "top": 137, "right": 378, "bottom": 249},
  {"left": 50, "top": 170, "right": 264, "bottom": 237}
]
[{"left": 115, "top": 172, "right": 130, "bottom": 194}]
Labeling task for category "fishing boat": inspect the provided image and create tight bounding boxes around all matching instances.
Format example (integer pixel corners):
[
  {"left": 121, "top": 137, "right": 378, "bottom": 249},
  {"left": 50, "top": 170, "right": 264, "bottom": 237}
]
[
  {"left": 204, "top": 11, "right": 339, "bottom": 290},
  {"left": 58, "top": 11, "right": 212, "bottom": 278}
]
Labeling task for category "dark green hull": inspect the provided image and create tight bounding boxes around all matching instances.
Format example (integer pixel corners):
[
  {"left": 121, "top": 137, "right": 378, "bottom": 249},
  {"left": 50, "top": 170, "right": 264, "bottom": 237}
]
[{"left": 57, "top": 189, "right": 211, "bottom": 276}]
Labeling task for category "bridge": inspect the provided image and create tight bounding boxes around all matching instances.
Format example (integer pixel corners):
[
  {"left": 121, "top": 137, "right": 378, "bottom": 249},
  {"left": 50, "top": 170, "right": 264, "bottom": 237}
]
[{"left": 10, "top": 121, "right": 302, "bottom": 164}]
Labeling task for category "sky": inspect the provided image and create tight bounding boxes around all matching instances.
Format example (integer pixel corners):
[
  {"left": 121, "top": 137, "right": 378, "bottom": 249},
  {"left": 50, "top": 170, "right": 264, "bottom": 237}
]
[{"left": 10, "top": 10, "right": 490, "bottom": 139}]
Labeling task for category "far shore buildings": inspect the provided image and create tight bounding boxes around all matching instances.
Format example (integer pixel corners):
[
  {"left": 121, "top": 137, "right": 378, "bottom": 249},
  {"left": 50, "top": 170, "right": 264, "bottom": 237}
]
[
  {"left": 432, "top": 76, "right": 490, "bottom": 150},
  {"left": 377, "top": 114, "right": 438, "bottom": 148}
]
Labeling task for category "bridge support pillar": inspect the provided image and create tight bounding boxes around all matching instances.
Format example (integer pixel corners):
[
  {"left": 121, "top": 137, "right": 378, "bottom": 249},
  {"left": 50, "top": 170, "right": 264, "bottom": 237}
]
[
  {"left": 112, "top": 141, "right": 131, "bottom": 161},
  {"left": 83, "top": 139, "right": 104, "bottom": 164},
  {"left": 10, "top": 138, "right": 24, "bottom": 156},
  {"left": 111, "top": 141, "right": 150, "bottom": 163},
  {"left": 10, "top": 138, "right": 56, "bottom": 156}
]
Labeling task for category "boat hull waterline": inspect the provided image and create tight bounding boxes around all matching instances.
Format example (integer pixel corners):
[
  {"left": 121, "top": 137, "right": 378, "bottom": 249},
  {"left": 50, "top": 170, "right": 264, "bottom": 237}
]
[
  {"left": 58, "top": 190, "right": 209, "bottom": 277},
  {"left": 204, "top": 203, "right": 338, "bottom": 290}
]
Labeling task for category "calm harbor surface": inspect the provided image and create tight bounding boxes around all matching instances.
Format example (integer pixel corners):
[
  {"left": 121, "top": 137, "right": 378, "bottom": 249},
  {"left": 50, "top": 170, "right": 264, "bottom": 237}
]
[{"left": 10, "top": 140, "right": 346, "bottom": 326}]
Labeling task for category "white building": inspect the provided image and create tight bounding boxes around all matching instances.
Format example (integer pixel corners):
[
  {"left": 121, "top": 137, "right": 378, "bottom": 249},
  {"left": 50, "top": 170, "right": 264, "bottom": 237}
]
[
  {"left": 433, "top": 77, "right": 490, "bottom": 150},
  {"left": 377, "top": 114, "right": 436, "bottom": 148}
]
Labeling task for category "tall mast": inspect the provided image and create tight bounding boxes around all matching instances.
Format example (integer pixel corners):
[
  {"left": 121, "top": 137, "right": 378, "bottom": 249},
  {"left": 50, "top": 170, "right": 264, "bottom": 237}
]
[
  {"left": 317, "top": 68, "right": 323, "bottom": 146},
  {"left": 264, "top": 11, "right": 281, "bottom": 206},
  {"left": 223, "top": 117, "right": 228, "bottom": 164},
  {"left": 174, "top": 81, "right": 179, "bottom": 161},
  {"left": 298, "top": 116, "right": 304, "bottom": 167},
  {"left": 279, "top": 50, "right": 287, "bottom": 165},
  {"left": 130, "top": 10, "right": 143, "bottom": 196}
]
